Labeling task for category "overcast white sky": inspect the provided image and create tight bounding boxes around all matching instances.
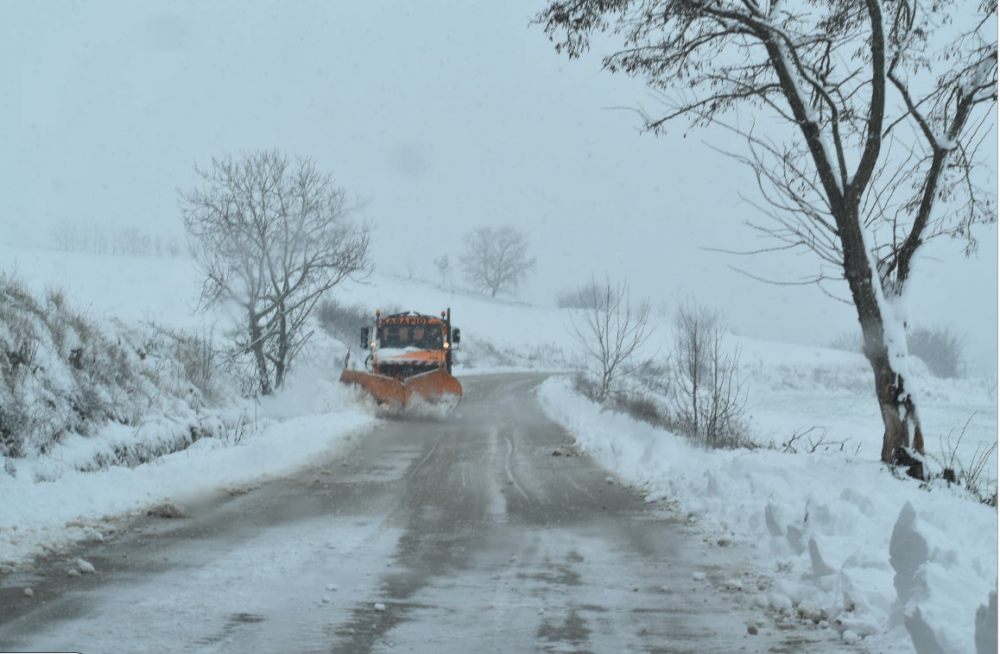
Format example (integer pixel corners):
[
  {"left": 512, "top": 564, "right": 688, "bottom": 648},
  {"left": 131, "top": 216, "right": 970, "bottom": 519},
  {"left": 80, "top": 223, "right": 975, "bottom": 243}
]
[{"left": 1, "top": 0, "right": 996, "bottom": 373}]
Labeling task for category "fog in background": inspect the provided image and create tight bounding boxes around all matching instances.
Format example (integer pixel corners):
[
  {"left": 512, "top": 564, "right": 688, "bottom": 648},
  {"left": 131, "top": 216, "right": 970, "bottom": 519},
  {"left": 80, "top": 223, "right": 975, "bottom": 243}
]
[{"left": 2, "top": 0, "right": 996, "bottom": 374}]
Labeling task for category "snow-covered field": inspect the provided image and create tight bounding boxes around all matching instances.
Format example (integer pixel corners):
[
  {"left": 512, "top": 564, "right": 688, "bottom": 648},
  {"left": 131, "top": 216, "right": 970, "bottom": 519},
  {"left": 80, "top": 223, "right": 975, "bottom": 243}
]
[{"left": 0, "top": 245, "right": 996, "bottom": 654}]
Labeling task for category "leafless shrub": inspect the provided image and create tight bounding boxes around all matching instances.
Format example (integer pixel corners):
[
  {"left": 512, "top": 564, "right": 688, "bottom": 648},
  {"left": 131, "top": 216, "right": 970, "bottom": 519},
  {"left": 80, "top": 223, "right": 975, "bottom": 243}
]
[
  {"left": 138, "top": 323, "right": 221, "bottom": 405},
  {"left": 569, "top": 277, "right": 652, "bottom": 402},
  {"left": 173, "top": 331, "right": 217, "bottom": 399},
  {"left": 634, "top": 357, "right": 673, "bottom": 396},
  {"left": 571, "top": 372, "right": 600, "bottom": 401},
  {"left": 930, "top": 413, "right": 998, "bottom": 506},
  {"left": 669, "top": 302, "right": 751, "bottom": 449},
  {"left": 606, "top": 391, "right": 666, "bottom": 427}
]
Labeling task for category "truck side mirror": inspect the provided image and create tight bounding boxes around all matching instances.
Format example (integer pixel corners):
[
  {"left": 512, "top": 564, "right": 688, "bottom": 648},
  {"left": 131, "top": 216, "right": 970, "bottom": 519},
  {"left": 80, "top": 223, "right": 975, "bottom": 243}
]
[
  {"left": 361, "top": 327, "right": 370, "bottom": 348},
  {"left": 452, "top": 328, "right": 460, "bottom": 345}
]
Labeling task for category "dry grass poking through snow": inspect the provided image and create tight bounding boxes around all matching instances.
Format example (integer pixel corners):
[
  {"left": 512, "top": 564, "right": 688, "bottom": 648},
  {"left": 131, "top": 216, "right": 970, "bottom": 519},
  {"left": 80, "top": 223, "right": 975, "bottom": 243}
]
[{"left": 0, "top": 272, "right": 230, "bottom": 475}]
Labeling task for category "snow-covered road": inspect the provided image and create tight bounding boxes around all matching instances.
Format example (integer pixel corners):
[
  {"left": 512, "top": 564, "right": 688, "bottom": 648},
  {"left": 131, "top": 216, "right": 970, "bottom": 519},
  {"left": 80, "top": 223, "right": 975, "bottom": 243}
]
[{"left": 0, "top": 374, "right": 849, "bottom": 653}]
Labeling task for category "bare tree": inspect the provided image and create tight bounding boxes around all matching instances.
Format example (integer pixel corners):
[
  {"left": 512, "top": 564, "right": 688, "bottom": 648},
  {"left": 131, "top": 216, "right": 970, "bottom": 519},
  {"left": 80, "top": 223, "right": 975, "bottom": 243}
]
[
  {"left": 433, "top": 254, "right": 451, "bottom": 286},
  {"left": 180, "top": 150, "right": 372, "bottom": 395},
  {"left": 459, "top": 225, "right": 536, "bottom": 298},
  {"left": 537, "top": 0, "right": 997, "bottom": 470},
  {"left": 670, "top": 302, "right": 749, "bottom": 449},
  {"left": 569, "top": 276, "right": 652, "bottom": 402}
]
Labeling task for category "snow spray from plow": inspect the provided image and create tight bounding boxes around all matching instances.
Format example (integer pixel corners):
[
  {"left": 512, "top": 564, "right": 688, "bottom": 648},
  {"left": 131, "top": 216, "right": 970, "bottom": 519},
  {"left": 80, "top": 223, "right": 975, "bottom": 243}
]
[{"left": 339, "top": 308, "right": 462, "bottom": 414}]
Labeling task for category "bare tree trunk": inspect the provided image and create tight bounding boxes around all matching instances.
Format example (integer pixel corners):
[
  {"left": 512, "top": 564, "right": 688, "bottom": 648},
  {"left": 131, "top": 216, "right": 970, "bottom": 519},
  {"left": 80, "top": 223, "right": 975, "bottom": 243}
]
[
  {"left": 274, "top": 304, "right": 288, "bottom": 390},
  {"left": 248, "top": 310, "right": 271, "bottom": 396},
  {"left": 691, "top": 322, "right": 700, "bottom": 443},
  {"left": 841, "top": 216, "right": 923, "bottom": 473}
]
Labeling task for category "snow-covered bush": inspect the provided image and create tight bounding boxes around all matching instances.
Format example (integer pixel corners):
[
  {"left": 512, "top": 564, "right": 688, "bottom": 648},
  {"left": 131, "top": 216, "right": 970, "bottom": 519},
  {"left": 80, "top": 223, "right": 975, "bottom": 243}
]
[
  {"left": 132, "top": 323, "right": 222, "bottom": 407},
  {"left": 0, "top": 273, "right": 229, "bottom": 468}
]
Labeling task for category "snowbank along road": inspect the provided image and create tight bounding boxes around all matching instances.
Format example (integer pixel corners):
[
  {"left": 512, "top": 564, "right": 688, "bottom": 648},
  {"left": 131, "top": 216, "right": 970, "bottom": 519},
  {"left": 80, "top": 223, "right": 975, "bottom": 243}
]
[{"left": 0, "top": 373, "right": 846, "bottom": 653}]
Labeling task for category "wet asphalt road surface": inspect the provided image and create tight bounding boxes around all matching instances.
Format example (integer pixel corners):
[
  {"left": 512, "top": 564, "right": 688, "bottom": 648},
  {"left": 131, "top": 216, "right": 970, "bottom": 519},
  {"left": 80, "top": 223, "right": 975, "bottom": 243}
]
[{"left": 0, "top": 373, "right": 843, "bottom": 653}]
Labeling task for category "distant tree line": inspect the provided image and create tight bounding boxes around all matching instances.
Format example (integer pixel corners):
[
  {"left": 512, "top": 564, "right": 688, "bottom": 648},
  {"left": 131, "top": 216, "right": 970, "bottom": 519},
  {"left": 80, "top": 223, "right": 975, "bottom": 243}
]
[{"left": 50, "top": 220, "right": 183, "bottom": 258}]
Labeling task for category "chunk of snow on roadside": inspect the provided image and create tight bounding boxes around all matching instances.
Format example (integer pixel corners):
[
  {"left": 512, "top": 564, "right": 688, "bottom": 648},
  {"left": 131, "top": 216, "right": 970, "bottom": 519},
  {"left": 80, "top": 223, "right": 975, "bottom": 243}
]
[{"left": 768, "top": 592, "right": 794, "bottom": 610}]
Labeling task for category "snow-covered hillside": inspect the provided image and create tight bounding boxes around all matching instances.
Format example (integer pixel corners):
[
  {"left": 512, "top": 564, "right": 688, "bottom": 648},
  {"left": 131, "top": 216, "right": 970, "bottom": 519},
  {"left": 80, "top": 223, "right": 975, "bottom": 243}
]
[{"left": 0, "top": 245, "right": 996, "bottom": 654}]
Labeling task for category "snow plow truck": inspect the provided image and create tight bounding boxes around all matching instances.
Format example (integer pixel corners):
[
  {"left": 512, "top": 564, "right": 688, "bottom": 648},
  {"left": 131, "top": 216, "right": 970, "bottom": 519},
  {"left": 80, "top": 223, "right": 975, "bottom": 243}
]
[{"left": 340, "top": 308, "right": 462, "bottom": 413}]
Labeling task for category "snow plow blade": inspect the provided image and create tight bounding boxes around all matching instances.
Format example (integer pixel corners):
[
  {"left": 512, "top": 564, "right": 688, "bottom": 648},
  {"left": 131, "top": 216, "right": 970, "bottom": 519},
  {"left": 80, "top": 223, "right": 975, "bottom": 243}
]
[
  {"left": 340, "top": 368, "right": 462, "bottom": 414},
  {"left": 403, "top": 368, "right": 463, "bottom": 412},
  {"left": 340, "top": 368, "right": 405, "bottom": 408}
]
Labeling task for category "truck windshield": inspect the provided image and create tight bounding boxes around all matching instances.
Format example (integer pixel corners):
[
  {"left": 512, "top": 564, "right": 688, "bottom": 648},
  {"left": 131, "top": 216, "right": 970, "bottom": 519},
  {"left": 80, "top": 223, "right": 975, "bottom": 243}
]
[{"left": 379, "top": 324, "right": 443, "bottom": 349}]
